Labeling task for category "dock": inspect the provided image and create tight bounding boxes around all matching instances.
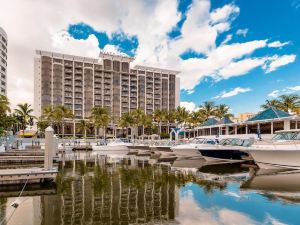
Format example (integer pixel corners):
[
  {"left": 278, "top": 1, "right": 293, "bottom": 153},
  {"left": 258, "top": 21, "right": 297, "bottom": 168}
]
[
  {"left": 0, "top": 167, "right": 58, "bottom": 185},
  {"left": 0, "top": 126, "right": 58, "bottom": 185}
]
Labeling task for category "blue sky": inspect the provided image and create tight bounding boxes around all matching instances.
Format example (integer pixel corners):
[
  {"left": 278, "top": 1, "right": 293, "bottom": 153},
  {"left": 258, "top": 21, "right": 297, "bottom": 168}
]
[{"left": 66, "top": 0, "right": 299, "bottom": 114}]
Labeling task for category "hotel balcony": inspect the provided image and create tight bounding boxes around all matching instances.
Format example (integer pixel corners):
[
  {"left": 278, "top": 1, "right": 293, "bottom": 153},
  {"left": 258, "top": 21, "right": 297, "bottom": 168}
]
[
  {"left": 64, "top": 81, "right": 72, "bottom": 86},
  {"left": 104, "top": 101, "right": 111, "bottom": 106},
  {"left": 95, "top": 78, "right": 102, "bottom": 83},
  {"left": 75, "top": 82, "right": 82, "bottom": 87},
  {"left": 64, "top": 62, "right": 72, "bottom": 67},
  {"left": 95, "top": 95, "right": 102, "bottom": 100},
  {"left": 75, "top": 63, "right": 83, "bottom": 68},
  {"left": 122, "top": 91, "right": 129, "bottom": 96},
  {"left": 94, "top": 100, "right": 101, "bottom": 106},
  {"left": 122, "top": 103, "right": 129, "bottom": 108},
  {"left": 95, "top": 71, "right": 102, "bottom": 77},
  {"left": 64, "top": 92, "right": 72, "bottom": 98},
  {"left": 130, "top": 93, "right": 137, "bottom": 97},
  {"left": 131, "top": 88, "right": 137, "bottom": 92},
  {"left": 74, "top": 87, "right": 82, "bottom": 92},
  {"left": 104, "top": 73, "right": 111, "bottom": 78},
  {"left": 94, "top": 89, "right": 101, "bottom": 94},
  {"left": 104, "top": 79, "right": 111, "bottom": 84},
  {"left": 65, "top": 69, "right": 72, "bottom": 73},
  {"left": 95, "top": 84, "right": 101, "bottom": 88},
  {"left": 104, "top": 90, "right": 110, "bottom": 95},
  {"left": 94, "top": 65, "right": 102, "bottom": 71},
  {"left": 75, "top": 69, "right": 82, "bottom": 74},
  {"left": 121, "top": 97, "right": 128, "bottom": 102},
  {"left": 65, "top": 88, "right": 73, "bottom": 92},
  {"left": 74, "top": 75, "right": 82, "bottom": 80},
  {"left": 64, "top": 98, "right": 72, "bottom": 104}
]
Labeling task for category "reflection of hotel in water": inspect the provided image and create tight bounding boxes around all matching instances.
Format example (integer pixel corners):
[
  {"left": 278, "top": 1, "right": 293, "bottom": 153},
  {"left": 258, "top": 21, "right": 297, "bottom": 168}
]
[{"left": 40, "top": 167, "right": 179, "bottom": 224}]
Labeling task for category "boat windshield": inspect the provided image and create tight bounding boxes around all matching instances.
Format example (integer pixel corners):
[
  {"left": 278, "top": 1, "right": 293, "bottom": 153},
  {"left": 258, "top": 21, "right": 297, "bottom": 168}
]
[
  {"left": 203, "top": 139, "right": 217, "bottom": 145},
  {"left": 191, "top": 138, "right": 205, "bottom": 144},
  {"left": 272, "top": 132, "right": 299, "bottom": 140},
  {"left": 219, "top": 138, "right": 252, "bottom": 147}
]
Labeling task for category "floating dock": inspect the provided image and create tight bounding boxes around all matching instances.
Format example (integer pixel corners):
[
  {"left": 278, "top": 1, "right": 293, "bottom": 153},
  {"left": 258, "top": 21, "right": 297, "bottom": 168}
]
[{"left": 0, "top": 167, "right": 58, "bottom": 185}]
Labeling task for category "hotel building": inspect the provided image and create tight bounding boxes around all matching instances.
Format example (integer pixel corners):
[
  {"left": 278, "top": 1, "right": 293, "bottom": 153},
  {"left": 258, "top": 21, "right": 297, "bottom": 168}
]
[
  {"left": 34, "top": 50, "right": 180, "bottom": 135},
  {"left": 0, "top": 27, "right": 7, "bottom": 96}
]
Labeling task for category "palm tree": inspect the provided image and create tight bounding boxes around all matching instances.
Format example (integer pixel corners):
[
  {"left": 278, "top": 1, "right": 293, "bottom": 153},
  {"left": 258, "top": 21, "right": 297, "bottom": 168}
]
[
  {"left": 278, "top": 94, "right": 300, "bottom": 113},
  {"left": 131, "top": 108, "right": 146, "bottom": 137},
  {"left": 174, "top": 106, "right": 190, "bottom": 128},
  {"left": 91, "top": 107, "right": 110, "bottom": 139},
  {"left": 188, "top": 111, "right": 204, "bottom": 137},
  {"left": 215, "top": 104, "right": 233, "bottom": 120},
  {"left": 165, "top": 109, "right": 175, "bottom": 133},
  {"left": 118, "top": 112, "right": 134, "bottom": 138},
  {"left": 153, "top": 109, "right": 166, "bottom": 134},
  {"left": 199, "top": 101, "right": 216, "bottom": 120},
  {"left": 77, "top": 119, "right": 93, "bottom": 145},
  {"left": 14, "top": 103, "right": 34, "bottom": 130},
  {"left": 0, "top": 94, "right": 10, "bottom": 116},
  {"left": 260, "top": 99, "right": 281, "bottom": 110},
  {"left": 42, "top": 105, "right": 55, "bottom": 124},
  {"left": 52, "top": 105, "right": 74, "bottom": 137},
  {"left": 36, "top": 119, "right": 49, "bottom": 138}
]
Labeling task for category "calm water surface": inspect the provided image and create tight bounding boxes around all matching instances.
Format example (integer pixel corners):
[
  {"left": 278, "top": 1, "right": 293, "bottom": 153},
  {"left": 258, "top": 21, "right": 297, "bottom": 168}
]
[{"left": 0, "top": 159, "right": 300, "bottom": 225}]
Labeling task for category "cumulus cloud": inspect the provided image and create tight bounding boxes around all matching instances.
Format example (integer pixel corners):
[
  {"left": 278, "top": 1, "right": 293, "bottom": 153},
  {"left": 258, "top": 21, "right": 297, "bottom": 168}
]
[
  {"left": 180, "top": 101, "right": 198, "bottom": 112},
  {"left": 268, "top": 90, "right": 280, "bottom": 98},
  {"left": 236, "top": 28, "right": 248, "bottom": 37},
  {"left": 268, "top": 85, "right": 300, "bottom": 98},
  {"left": 268, "top": 41, "right": 290, "bottom": 48},
  {"left": 214, "top": 87, "right": 252, "bottom": 99},
  {"left": 0, "top": 0, "right": 296, "bottom": 106},
  {"left": 265, "top": 54, "right": 296, "bottom": 73}
]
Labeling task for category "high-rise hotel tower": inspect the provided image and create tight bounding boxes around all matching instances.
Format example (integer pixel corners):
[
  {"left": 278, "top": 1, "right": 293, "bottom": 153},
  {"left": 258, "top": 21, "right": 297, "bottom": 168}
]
[
  {"left": 0, "top": 27, "right": 7, "bottom": 96},
  {"left": 34, "top": 50, "right": 180, "bottom": 123}
]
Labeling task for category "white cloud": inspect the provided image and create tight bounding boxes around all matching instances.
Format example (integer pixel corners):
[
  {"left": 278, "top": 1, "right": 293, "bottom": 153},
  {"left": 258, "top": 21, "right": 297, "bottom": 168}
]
[
  {"left": 265, "top": 54, "right": 296, "bottom": 73},
  {"left": 0, "top": 0, "right": 296, "bottom": 106},
  {"left": 268, "top": 85, "right": 300, "bottom": 98},
  {"left": 214, "top": 87, "right": 252, "bottom": 99},
  {"left": 268, "top": 90, "right": 280, "bottom": 98},
  {"left": 287, "top": 85, "right": 300, "bottom": 91},
  {"left": 221, "top": 34, "right": 232, "bottom": 45},
  {"left": 51, "top": 31, "right": 100, "bottom": 57},
  {"left": 268, "top": 41, "right": 290, "bottom": 48},
  {"left": 180, "top": 101, "right": 197, "bottom": 112},
  {"left": 236, "top": 28, "right": 248, "bottom": 37}
]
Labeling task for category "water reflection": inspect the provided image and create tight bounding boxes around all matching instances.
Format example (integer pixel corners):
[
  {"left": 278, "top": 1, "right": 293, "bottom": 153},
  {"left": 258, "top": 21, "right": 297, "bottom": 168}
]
[
  {"left": 241, "top": 168, "right": 300, "bottom": 204},
  {"left": 0, "top": 161, "right": 300, "bottom": 225}
]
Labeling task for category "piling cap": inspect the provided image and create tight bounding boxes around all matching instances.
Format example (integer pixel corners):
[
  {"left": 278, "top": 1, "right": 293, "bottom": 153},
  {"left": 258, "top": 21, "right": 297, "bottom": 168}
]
[{"left": 45, "top": 126, "right": 54, "bottom": 132}]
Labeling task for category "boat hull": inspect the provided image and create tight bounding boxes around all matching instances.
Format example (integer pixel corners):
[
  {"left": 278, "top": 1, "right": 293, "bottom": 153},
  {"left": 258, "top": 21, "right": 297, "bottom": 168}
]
[
  {"left": 248, "top": 150, "right": 300, "bottom": 169},
  {"left": 171, "top": 148, "right": 203, "bottom": 159},
  {"left": 199, "top": 149, "right": 249, "bottom": 163}
]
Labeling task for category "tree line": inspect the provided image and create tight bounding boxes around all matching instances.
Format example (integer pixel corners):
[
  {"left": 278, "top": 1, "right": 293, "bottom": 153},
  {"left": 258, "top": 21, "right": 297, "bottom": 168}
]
[{"left": 0, "top": 94, "right": 299, "bottom": 138}]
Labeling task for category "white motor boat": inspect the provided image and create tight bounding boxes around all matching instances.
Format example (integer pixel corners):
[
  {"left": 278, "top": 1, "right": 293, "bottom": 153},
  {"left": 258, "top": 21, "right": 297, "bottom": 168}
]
[
  {"left": 198, "top": 138, "right": 251, "bottom": 163},
  {"left": 92, "top": 139, "right": 131, "bottom": 156},
  {"left": 247, "top": 130, "right": 300, "bottom": 170},
  {"left": 171, "top": 138, "right": 217, "bottom": 159}
]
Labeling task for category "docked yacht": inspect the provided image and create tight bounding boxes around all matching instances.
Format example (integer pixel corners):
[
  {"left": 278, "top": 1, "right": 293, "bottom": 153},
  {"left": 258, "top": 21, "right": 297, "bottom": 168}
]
[
  {"left": 198, "top": 138, "right": 251, "bottom": 163},
  {"left": 247, "top": 130, "right": 300, "bottom": 169},
  {"left": 171, "top": 138, "right": 217, "bottom": 159},
  {"left": 92, "top": 139, "right": 131, "bottom": 155}
]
